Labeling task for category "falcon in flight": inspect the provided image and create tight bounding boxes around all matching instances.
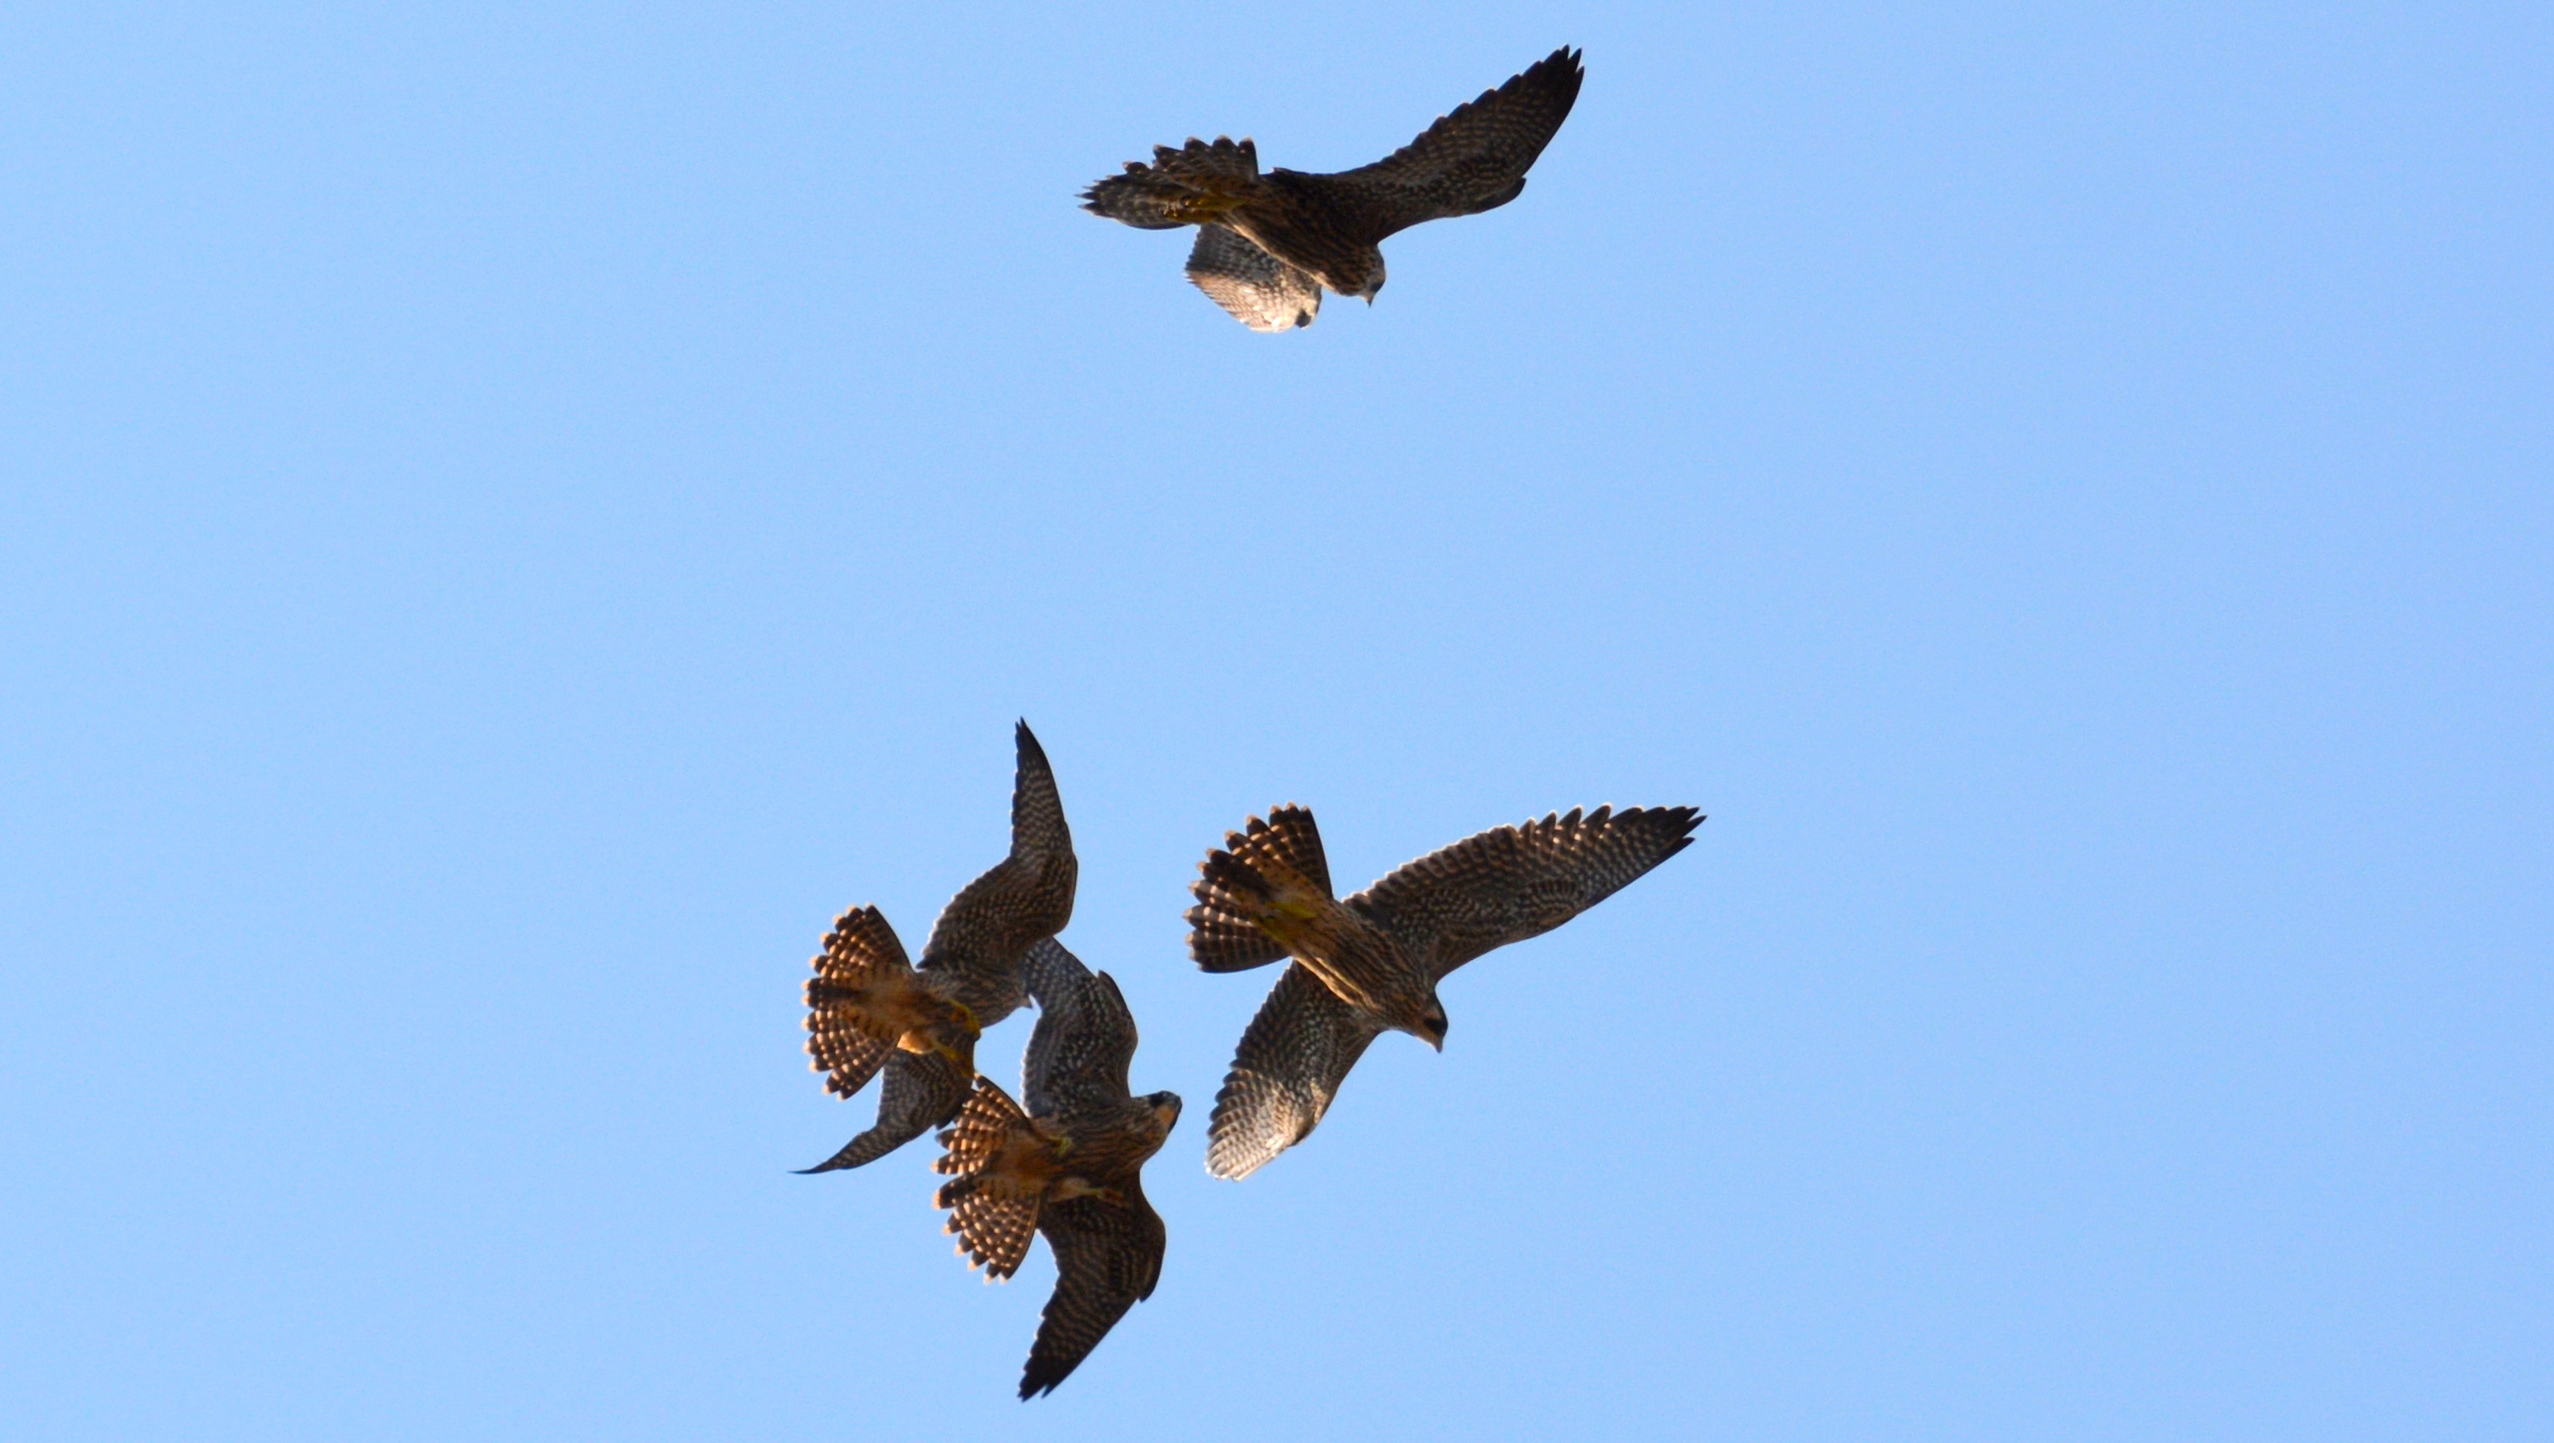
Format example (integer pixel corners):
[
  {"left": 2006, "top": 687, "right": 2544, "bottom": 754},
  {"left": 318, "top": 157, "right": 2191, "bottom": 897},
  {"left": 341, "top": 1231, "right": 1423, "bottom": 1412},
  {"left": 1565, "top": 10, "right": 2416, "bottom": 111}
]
[
  {"left": 934, "top": 939, "right": 1181, "bottom": 1399},
  {"left": 1189, "top": 802, "right": 1701, "bottom": 1179},
  {"left": 1082, "top": 45, "right": 1585, "bottom": 331},
  {"left": 798, "top": 722, "right": 1077, "bottom": 1174}
]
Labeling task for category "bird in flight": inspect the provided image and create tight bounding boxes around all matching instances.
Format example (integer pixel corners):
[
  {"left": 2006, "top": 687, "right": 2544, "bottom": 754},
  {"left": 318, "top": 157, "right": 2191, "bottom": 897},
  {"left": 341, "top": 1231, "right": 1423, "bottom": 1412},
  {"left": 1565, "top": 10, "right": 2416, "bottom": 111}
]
[
  {"left": 934, "top": 939, "right": 1182, "bottom": 1398},
  {"left": 798, "top": 722, "right": 1077, "bottom": 1174},
  {"left": 1082, "top": 46, "right": 1585, "bottom": 331},
  {"left": 1189, "top": 803, "right": 1701, "bottom": 1178}
]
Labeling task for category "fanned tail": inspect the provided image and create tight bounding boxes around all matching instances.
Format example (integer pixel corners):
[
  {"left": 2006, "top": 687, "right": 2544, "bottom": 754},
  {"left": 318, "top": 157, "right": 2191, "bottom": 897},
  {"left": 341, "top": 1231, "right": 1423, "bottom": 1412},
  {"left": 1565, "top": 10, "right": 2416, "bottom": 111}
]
[
  {"left": 803, "top": 1026, "right": 891, "bottom": 1102},
  {"left": 804, "top": 905, "right": 923, "bottom": 1077},
  {"left": 1187, "top": 805, "right": 1333, "bottom": 972},
  {"left": 1082, "top": 136, "right": 1262, "bottom": 229},
  {"left": 935, "top": 1076, "right": 1028, "bottom": 1179},
  {"left": 933, "top": 1078, "right": 1043, "bottom": 1279}
]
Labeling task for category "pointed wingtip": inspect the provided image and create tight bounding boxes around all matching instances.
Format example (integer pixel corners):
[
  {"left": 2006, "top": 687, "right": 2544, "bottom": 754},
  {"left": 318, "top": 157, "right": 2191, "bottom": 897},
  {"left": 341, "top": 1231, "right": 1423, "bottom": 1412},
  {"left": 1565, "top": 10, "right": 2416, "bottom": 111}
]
[
  {"left": 1012, "top": 720, "right": 1056, "bottom": 783},
  {"left": 1203, "top": 1142, "right": 1264, "bottom": 1181}
]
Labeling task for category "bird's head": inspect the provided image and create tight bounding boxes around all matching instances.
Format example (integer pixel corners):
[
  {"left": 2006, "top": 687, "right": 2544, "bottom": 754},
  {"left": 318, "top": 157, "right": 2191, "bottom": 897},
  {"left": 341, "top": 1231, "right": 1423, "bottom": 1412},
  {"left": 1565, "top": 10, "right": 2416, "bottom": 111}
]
[
  {"left": 1326, "top": 247, "right": 1385, "bottom": 304},
  {"left": 1397, "top": 989, "right": 1449, "bottom": 1052},
  {"left": 1146, "top": 1091, "right": 1184, "bottom": 1135}
]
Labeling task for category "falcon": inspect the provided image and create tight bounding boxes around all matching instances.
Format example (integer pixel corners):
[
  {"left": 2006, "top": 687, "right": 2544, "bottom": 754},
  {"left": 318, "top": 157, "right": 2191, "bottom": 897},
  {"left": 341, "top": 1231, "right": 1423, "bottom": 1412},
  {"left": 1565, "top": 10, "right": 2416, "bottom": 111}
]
[
  {"left": 797, "top": 722, "right": 1077, "bottom": 1174},
  {"left": 1190, "top": 802, "right": 1701, "bottom": 1179},
  {"left": 1082, "top": 45, "right": 1585, "bottom": 330},
  {"left": 934, "top": 939, "right": 1181, "bottom": 1399}
]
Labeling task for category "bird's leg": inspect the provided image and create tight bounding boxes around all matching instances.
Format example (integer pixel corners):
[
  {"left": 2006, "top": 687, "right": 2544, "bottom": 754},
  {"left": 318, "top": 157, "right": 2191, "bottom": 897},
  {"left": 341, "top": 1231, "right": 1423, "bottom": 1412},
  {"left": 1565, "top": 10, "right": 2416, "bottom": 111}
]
[{"left": 1052, "top": 1177, "right": 1128, "bottom": 1206}]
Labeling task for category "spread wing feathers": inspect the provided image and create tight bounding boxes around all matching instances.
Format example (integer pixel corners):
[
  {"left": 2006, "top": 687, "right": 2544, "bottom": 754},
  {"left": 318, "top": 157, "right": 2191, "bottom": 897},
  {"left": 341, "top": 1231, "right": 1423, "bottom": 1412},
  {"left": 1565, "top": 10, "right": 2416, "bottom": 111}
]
[
  {"left": 1082, "top": 136, "right": 1262, "bottom": 229},
  {"left": 1349, "top": 804, "right": 1703, "bottom": 980},
  {"left": 1187, "top": 225, "right": 1321, "bottom": 331},
  {"left": 918, "top": 725, "right": 1077, "bottom": 1001},
  {"left": 1021, "top": 946, "right": 1140, "bottom": 1117},
  {"left": 1323, "top": 45, "right": 1585, "bottom": 241},
  {"left": 1006, "top": 720, "right": 1074, "bottom": 868},
  {"left": 1020, "top": 934, "right": 1090, "bottom": 1012},
  {"left": 1207, "top": 962, "right": 1386, "bottom": 1180},
  {"left": 1187, "top": 805, "right": 1333, "bottom": 973},
  {"left": 933, "top": 1079, "right": 1042, "bottom": 1279},
  {"left": 804, "top": 905, "right": 921, "bottom": 1083},
  {"left": 797, "top": 1049, "right": 972, "bottom": 1173},
  {"left": 1020, "top": 1185, "right": 1167, "bottom": 1398}
]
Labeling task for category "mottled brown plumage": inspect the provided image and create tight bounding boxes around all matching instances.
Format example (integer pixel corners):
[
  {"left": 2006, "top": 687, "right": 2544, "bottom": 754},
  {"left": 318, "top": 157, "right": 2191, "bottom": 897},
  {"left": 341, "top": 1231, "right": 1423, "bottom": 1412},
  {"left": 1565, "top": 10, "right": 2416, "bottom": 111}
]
[
  {"left": 1082, "top": 46, "right": 1585, "bottom": 329},
  {"left": 932, "top": 939, "right": 1180, "bottom": 1398},
  {"left": 798, "top": 722, "right": 1077, "bottom": 1174},
  {"left": 1192, "top": 802, "right": 1702, "bottom": 1179}
]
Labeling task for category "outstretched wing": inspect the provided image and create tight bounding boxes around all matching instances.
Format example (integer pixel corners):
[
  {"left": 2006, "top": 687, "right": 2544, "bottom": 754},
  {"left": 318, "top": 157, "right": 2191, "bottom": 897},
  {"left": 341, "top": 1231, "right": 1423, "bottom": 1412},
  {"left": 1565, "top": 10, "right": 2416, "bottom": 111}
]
[
  {"left": 1186, "top": 225, "right": 1321, "bottom": 331},
  {"left": 919, "top": 721, "right": 1077, "bottom": 1009},
  {"left": 1348, "top": 804, "right": 1702, "bottom": 980},
  {"left": 1316, "top": 45, "right": 1585, "bottom": 242},
  {"left": 1206, "top": 961, "right": 1387, "bottom": 1180},
  {"left": 796, "top": 1049, "right": 972, "bottom": 1173},
  {"left": 1020, "top": 1183, "right": 1167, "bottom": 1398},
  {"left": 1020, "top": 940, "right": 1139, "bottom": 1116},
  {"left": 1006, "top": 720, "right": 1073, "bottom": 869}
]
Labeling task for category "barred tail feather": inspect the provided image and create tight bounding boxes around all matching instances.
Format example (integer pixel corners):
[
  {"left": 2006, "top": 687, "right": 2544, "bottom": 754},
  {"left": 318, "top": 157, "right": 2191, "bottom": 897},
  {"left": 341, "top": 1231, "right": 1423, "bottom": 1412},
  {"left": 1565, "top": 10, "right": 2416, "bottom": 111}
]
[
  {"left": 805, "top": 905, "right": 916, "bottom": 1022},
  {"left": 1187, "top": 806, "right": 1334, "bottom": 973},
  {"left": 946, "top": 1187, "right": 1041, "bottom": 1281},
  {"left": 804, "top": 1025, "right": 892, "bottom": 1101},
  {"left": 935, "top": 1077, "right": 1029, "bottom": 1177},
  {"left": 1227, "top": 806, "right": 1333, "bottom": 896},
  {"left": 804, "top": 904, "right": 922, "bottom": 1072},
  {"left": 934, "top": 1079, "right": 1041, "bottom": 1278},
  {"left": 1082, "top": 137, "right": 1261, "bottom": 229}
]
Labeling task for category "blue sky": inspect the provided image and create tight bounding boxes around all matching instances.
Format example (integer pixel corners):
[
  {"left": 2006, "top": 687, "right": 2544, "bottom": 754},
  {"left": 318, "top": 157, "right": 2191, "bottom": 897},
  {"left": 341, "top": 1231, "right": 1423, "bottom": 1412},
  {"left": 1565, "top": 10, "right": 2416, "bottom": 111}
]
[{"left": 3, "top": 3, "right": 2547, "bottom": 1438}]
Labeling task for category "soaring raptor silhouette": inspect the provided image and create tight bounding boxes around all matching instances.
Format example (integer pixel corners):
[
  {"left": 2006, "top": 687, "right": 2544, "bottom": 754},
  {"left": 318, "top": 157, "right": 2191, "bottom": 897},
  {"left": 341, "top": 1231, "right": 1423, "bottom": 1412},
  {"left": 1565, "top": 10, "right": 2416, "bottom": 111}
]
[
  {"left": 1190, "top": 803, "right": 1701, "bottom": 1179},
  {"left": 934, "top": 939, "right": 1181, "bottom": 1399},
  {"left": 798, "top": 722, "right": 1077, "bottom": 1173},
  {"left": 1082, "top": 46, "right": 1585, "bottom": 330}
]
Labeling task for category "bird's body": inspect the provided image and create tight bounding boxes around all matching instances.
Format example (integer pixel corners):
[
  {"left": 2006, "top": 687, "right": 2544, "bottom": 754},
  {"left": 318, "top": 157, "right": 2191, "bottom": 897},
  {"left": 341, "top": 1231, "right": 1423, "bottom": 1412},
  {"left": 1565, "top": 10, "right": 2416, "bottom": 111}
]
[
  {"left": 1194, "top": 822, "right": 1440, "bottom": 1041},
  {"left": 1190, "top": 802, "right": 1702, "bottom": 1178},
  {"left": 799, "top": 722, "right": 1077, "bottom": 1174},
  {"left": 1083, "top": 46, "right": 1585, "bottom": 330},
  {"left": 935, "top": 940, "right": 1180, "bottom": 1398}
]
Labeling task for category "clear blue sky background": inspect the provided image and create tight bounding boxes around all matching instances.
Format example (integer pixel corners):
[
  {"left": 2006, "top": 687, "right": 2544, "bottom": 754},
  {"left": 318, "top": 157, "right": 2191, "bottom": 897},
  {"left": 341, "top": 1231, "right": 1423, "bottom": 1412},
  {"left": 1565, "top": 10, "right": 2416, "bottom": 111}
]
[{"left": 4, "top": 3, "right": 2546, "bottom": 1438}]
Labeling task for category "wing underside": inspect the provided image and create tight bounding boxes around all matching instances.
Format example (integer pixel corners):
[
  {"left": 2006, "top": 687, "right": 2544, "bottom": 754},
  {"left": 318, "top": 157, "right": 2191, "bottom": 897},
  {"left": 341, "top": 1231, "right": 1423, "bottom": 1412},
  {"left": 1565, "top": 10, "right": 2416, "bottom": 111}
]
[
  {"left": 1206, "top": 962, "right": 1386, "bottom": 1180},
  {"left": 1186, "top": 224, "right": 1321, "bottom": 331},
  {"left": 1020, "top": 1184, "right": 1167, "bottom": 1397}
]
